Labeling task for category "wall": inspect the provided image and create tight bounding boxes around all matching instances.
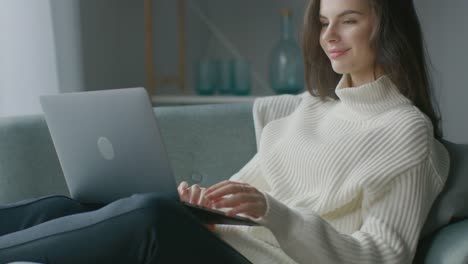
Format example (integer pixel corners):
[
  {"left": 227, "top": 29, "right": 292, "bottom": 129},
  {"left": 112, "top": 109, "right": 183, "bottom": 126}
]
[
  {"left": 415, "top": 0, "right": 468, "bottom": 143},
  {"left": 0, "top": 0, "right": 60, "bottom": 117},
  {"left": 50, "top": 0, "right": 85, "bottom": 93},
  {"left": 0, "top": 0, "right": 84, "bottom": 117},
  {"left": 78, "top": 0, "right": 145, "bottom": 91}
]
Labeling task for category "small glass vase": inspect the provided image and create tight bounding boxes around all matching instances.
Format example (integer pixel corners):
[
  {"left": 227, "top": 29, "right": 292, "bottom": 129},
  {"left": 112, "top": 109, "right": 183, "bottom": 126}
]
[
  {"left": 268, "top": 8, "right": 305, "bottom": 95},
  {"left": 195, "top": 59, "right": 219, "bottom": 95},
  {"left": 232, "top": 59, "right": 251, "bottom": 96}
]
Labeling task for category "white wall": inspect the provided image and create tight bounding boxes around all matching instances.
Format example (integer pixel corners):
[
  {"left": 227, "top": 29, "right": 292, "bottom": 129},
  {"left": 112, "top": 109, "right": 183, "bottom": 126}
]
[
  {"left": 50, "top": 0, "right": 84, "bottom": 93},
  {"left": 0, "top": 0, "right": 60, "bottom": 117},
  {"left": 0, "top": 0, "right": 84, "bottom": 117}
]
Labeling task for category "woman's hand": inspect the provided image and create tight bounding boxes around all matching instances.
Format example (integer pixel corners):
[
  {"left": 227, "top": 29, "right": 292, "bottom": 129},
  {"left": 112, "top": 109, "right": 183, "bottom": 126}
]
[
  {"left": 205, "top": 180, "right": 267, "bottom": 219},
  {"left": 177, "top": 181, "right": 211, "bottom": 208},
  {"left": 177, "top": 181, "right": 216, "bottom": 231}
]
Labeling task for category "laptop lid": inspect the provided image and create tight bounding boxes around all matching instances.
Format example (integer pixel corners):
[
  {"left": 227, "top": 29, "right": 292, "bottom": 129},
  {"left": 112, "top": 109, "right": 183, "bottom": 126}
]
[{"left": 40, "top": 88, "right": 175, "bottom": 204}]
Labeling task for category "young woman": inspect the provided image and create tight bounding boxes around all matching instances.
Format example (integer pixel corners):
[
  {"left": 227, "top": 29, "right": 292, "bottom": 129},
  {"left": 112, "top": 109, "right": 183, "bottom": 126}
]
[
  {"left": 180, "top": 0, "right": 450, "bottom": 263},
  {"left": 0, "top": 0, "right": 449, "bottom": 263}
]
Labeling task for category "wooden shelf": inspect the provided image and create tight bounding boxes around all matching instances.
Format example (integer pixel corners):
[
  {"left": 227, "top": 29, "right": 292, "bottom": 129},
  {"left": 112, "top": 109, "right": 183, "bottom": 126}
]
[
  {"left": 145, "top": 0, "right": 186, "bottom": 95},
  {"left": 151, "top": 95, "right": 258, "bottom": 106}
]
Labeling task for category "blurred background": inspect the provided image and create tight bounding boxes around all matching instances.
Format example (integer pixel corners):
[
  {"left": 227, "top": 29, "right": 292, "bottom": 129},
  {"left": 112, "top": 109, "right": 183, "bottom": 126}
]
[{"left": 0, "top": 0, "right": 466, "bottom": 143}]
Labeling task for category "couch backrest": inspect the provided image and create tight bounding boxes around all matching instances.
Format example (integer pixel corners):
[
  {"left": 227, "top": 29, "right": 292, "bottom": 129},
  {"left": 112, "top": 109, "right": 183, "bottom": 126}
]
[
  {"left": 0, "top": 103, "right": 256, "bottom": 204},
  {"left": 1, "top": 102, "right": 466, "bottom": 238},
  {"left": 0, "top": 115, "right": 68, "bottom": 203},
  {"left": 155, "top": 103, "right": 256, "bottom": 187},
  {"left": 421, "top": 139, "right": 468, "bottom": 237}
]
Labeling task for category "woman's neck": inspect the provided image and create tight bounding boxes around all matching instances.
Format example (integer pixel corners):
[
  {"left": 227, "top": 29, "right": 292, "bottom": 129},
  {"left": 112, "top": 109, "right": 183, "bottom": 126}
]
[{"left": 347, "top": 66, "right": 385, "bottom": 88}]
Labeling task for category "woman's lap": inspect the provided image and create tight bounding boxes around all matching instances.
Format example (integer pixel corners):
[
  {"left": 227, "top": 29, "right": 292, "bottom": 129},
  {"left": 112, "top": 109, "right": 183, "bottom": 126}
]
[
  {"left": 0, "top": 193, "right": 251, "bottom": 264},
  {"left": 0, "top": 195, "right": 90, "bottom": 237}
]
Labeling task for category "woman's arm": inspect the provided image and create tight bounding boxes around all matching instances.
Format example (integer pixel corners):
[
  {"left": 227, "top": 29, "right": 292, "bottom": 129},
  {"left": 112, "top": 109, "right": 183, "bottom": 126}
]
[{"left": 259, "top": 159, "right": 442, "bottom": 264}]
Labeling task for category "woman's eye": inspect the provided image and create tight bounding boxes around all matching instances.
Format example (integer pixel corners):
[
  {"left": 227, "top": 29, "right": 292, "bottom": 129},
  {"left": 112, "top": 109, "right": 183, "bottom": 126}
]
[
  {"left": 320, "top": 22, "right": 329, "bottom": 27},
  {"left": 343, "top": 20, "right": 356, "bottom": 24}
]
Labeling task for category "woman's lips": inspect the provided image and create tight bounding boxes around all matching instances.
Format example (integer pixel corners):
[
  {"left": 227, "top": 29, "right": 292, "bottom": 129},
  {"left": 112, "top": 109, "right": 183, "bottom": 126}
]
[{"left": 328, "top": 49, "right": 350, "bottom": 59}]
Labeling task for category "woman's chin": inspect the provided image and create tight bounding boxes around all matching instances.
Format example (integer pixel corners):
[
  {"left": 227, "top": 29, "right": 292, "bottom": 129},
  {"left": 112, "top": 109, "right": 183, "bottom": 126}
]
[
  {"left": 330, "top": 62, "right": 350, "bottom": 75},
  {"left": 331, "top": 66, "right": 347, "bottom": 75}
]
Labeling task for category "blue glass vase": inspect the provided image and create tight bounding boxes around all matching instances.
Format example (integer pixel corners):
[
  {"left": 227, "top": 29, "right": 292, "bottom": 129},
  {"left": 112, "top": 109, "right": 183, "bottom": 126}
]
[
  {"left": 269, "top": 8, "right": 305, "bottom": 95},
  {"left": 195, "top": 59, "right": 218, "bottom": 95}
]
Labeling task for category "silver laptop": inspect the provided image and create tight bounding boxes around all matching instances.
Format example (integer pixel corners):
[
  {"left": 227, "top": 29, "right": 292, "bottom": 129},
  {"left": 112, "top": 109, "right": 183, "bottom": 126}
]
[{"left": 40, "top": 87, "right": 258, "bottom": 226}]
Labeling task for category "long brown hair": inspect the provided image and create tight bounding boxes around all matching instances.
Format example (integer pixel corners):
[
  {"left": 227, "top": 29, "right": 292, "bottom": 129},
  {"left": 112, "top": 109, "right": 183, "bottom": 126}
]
[{"left": 301, "top": 0, "right": 443, "bottom": 139}]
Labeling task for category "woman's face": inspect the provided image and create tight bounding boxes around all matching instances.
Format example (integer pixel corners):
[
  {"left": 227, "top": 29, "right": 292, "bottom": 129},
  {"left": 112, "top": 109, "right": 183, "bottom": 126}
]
[{"left": 319, "top": 0, "right": 378, "bottom": 85}]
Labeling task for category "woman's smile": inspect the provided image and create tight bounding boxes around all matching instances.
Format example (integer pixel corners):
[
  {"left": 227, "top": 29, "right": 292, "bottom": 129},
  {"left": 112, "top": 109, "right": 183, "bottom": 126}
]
[{"left": 328, "top": 48, "right": 350, "bottom": 59}]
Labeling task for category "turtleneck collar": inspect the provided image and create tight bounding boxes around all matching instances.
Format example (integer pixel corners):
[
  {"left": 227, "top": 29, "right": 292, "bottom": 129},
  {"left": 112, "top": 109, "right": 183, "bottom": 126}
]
[{"left": 331, "top": 74, "right": 413, "bottom": 120}]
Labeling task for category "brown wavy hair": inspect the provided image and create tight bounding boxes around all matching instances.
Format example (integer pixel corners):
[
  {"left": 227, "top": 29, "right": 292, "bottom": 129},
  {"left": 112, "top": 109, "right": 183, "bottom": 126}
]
[{"left": 301, "top": 0, "right": 443, "bottom": 139}]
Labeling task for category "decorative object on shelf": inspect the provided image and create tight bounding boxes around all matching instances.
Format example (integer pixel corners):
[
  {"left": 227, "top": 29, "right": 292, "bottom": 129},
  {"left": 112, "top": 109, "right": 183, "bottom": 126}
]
[
  {"left": 188, "top": 1, "right": 268, "bottom": 95},
  {"left": 195, "top": 58, "right": 251, "bottom": 96},
  {"left": 219, "top": 60, "right": 234, "bottom": 95},
  {"left": 232, "top": 59, "right": 251, "bottom": 96},
  {"left": 268, "top": 8, "right": 305, "bottom": 95},
  {"left": 145, "top": 1, "right": 270, "bottom": 96},
  {"left": 195, "top": 59, "right": 218, "bottom": 95}
]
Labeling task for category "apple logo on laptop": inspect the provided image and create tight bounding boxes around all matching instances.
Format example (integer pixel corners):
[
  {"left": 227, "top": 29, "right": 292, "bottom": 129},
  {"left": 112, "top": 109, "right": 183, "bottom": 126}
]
[{"left": 97, "top": 136, "right": 115, "bottom": 160}]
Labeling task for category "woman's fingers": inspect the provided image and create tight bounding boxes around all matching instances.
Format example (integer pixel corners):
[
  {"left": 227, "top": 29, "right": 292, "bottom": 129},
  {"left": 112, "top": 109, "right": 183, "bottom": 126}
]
[
  {"left": 189, "top": 184, "right": 202, "bottom": 204},
  {"left": 177, "top": 181, "right": 190, "bottom": 202},
  {"left": 198, "top": 188, "right": 212, "bottom": 208},
  {"left": 205, "top": 181, "right": 268, "bottom": 218},
  {"left": 179, "top": 181, "right": 267, "bottom": 218},
  {"left": 205, "top": 180, "right": 232, "bottom": 193},
  {"left": 206, "top": 181, "right": 252, "bottom": 200},
  {"left": 226, "top": 202, "right": 265, "bottom": 218},
  {"left": 213, "top": 193, "right": 266, "bottom": 218},
  {"left": 212, "top": 193, "right": 258, "bottom": 208},
  {"left": 178, "top": 182, "right": 211, "bottom": 207},
  {"left": 177, "top": 181, "right": 189, "bottom": 193}
]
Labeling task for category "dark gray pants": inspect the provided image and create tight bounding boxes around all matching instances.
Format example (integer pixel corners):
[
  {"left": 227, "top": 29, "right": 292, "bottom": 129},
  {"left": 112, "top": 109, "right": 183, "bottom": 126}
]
[{"left": 0, "top": 193, "right": 251, "bottom": 264}]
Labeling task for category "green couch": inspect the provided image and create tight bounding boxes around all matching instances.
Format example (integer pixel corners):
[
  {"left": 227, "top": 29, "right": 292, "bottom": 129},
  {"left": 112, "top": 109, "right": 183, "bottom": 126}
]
[{"left": 0, "top": 102, "right": 467, "bottom": 264}]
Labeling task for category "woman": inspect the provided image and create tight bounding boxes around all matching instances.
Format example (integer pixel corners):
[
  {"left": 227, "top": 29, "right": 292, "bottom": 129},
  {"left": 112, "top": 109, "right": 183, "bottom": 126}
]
[
  {"left": 0, "top": 0, "right": 449, "bottom": 263},
  {"left": 180, "top": 0, "right": 449, "bottom": 263}
]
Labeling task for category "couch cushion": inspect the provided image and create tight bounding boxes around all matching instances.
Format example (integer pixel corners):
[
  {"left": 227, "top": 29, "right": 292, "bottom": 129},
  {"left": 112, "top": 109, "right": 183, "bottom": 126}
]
[
  {"left": 420, "top": 139, "right": 468, "bottom": 237},
  {"left": 416, "top": 220, "right": 468, "bottom": 264}
]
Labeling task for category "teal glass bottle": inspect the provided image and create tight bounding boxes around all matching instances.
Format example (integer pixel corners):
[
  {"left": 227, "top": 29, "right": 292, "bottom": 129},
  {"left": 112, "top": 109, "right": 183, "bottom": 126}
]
[{"left": 269, "top": 8, "right": 305, "bottom": 94}]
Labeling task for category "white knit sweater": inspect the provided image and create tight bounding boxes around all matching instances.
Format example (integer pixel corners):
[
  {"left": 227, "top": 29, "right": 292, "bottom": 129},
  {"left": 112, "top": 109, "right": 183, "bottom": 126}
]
[{"left": 214, "top": 75, "right": 450, "bottom": 264}]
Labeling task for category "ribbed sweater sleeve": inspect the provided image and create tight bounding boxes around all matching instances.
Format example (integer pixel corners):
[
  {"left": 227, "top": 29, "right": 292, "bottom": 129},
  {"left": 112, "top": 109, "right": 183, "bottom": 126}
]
[
  {"left": 260, "top": 158, "right": 443, "bottom": 264},
  {"left": 230, "top": 153, "right": 270, "bottom": 192}
]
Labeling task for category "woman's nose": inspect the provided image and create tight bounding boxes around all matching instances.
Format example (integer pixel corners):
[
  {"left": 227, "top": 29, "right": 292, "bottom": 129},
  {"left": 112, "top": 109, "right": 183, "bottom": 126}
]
[{"left": 322, "top": 24, "right": 340, "bottom": 43}]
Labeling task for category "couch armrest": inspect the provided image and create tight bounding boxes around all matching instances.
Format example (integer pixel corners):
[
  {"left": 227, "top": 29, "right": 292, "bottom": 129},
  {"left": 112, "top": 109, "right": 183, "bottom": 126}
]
[{"left": 424, "top": 219, "right": 468, "bottom": 264}]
